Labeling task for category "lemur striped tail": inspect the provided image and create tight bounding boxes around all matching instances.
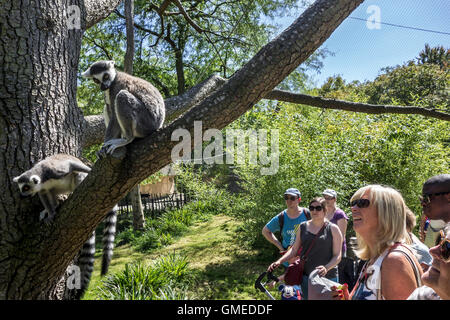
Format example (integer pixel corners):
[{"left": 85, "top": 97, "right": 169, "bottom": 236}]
[
  {"left": 74, "top": 231, "right": 96, "bottom": 299},
  {"left": 101, "top": 206, "right": 117, "bottom": 276}
]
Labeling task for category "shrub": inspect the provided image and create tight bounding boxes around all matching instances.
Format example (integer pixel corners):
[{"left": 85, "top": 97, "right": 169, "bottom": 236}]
[{"left": 95, "top": 253, "right": 191, "bottom": 300}]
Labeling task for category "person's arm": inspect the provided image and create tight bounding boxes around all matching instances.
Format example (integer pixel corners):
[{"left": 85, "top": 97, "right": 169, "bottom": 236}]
[
  {"left": 317, "top": 224, "right": 342, "bottom": 277},
  {"left": 262, "top": 226, "right": 284, "bottom": 252},
  {"left": 381, "top": 251, "right": 421, "bottom": 300},
  {"left": 268, "top": 225, "right": 302, "bottom": 271},
  {"left": 336, "top": 218, "right": 347, "bottom": 244}
]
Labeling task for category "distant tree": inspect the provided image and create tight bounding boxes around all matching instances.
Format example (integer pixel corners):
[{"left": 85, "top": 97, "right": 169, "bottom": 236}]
[
  {"left": 318, "top": 46, "right": 449, "bottom": 112},
  {"left": 417, "top": 43, "right": 449, "bottom": 70},
  {"left": 364, "top": 63, "right": 448, "bottom": 110}
]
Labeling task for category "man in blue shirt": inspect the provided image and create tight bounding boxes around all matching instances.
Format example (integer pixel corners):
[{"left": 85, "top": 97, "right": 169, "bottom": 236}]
[{"left": 262, "top": 188, "right": 311, "bottom": 267}]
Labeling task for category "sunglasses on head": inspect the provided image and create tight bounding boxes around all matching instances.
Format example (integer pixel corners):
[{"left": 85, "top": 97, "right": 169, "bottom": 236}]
[
  {"left": 435, "top": 230, "right": 450, "bottom": 261},
  {"left": 350, "top": 198, "right": 370, "bottom": 208},
  {"left": 419, "top": 191, "right": 450, "bottom": 205},
  {"left": 309, "top": 205, "right": 323, "bottom": 211},
  {"left": 284, "top": 195, "right": 298, "bottom": 201}
]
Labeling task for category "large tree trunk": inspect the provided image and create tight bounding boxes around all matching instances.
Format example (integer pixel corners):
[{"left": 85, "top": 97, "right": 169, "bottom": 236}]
[
  {"left": 0, "top": 0, "right": 121, "bottom": 299},
  {"left": 0, "top": 0, "right": 363, "bottom": 299}
]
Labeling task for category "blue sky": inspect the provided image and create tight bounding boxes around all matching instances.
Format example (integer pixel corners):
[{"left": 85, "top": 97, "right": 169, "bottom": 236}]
[{"left": 275, "top": 0, "right": 450, "bottom": 86}]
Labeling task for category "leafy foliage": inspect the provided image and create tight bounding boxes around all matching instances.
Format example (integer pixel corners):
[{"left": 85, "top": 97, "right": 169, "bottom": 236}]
[
  {"left": 95, "top": 253, "right": 191, "bottom": 300},
  {"left": 231, "top": 100, "right": 448, "bottom": 246}
]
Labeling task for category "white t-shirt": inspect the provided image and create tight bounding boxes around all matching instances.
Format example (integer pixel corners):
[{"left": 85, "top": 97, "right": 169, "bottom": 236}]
[
  {"left": 425, "top": 219, "right": 446, "bottom": 248},
  {"left": 407, "top": 286, "right": 441, "bottom": 300}
]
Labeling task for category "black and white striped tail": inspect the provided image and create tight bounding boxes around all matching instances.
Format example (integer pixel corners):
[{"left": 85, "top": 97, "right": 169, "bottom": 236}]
[
  {"left": 101, "top": 206, "right": 117, "bottom": 276},
  {"left": 74, "top": 231, "right": 96, "bottom": 300}
]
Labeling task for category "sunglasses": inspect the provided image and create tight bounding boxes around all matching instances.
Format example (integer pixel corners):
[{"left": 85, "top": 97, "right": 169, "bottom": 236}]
[
  {"left": 419, "top": 191, "right": 450, "bottom": 205},
  {"left": 350, "top": 198, "right": 370, "bottom": 208},
  {"left": 435, "top": 230, "right": 450, "bottom": 261},
  {"left": 284, "top": 195, "right": 298, "bottom": 201},
  {"left": 309, "top": 205, "right": 323, "bottom": 211}
]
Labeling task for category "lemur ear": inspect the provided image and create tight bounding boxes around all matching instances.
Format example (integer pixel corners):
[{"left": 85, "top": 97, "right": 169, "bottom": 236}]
[
  {"left": 13, "top": 176, "right": 19, "bottom": 183},
  {"left": 81, "top": 68, "right": 91, "bottom": 78},
  {"left": 108, "top": 60, "right": 115, "bottom": 68}
]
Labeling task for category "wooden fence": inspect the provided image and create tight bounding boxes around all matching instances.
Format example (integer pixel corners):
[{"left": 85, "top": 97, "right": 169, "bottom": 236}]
[{"left": 118, "top": 192, "right": 191, "bottom": 218}]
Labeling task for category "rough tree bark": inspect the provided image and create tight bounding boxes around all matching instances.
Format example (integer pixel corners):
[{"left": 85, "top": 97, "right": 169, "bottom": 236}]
[
  {"left": 0, "top": 0, "right": 364, "bottom": 299},
  {"left": 0, "top": 0, "right": 122, "bottom": 299}
]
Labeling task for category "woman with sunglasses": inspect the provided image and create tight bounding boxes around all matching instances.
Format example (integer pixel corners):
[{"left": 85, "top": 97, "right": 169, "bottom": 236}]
[
  {"left": 408, "top": 223, "right": 450, "bottom": 300},
  {"left": 339, "top": 185, "right": 422, "bottom": 300},
  {"left": 268, "top": 197, "right": 342, "bottom": 299}
]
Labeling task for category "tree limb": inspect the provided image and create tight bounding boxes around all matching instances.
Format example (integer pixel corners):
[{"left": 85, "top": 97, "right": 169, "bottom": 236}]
[
  {"left": 265, "top": 90, "right": 450, "bottom": 121},
  {"left": 157, "top": 0, "right": 173, "bottom": 15},
  {"left": 171, "top": 0, "right": 204, "bottom": 33}
]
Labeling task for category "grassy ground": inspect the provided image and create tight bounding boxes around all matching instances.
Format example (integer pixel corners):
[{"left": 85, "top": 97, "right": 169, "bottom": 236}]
[{"left": 83, "top": 214, "right": 279, "bottom": 300}]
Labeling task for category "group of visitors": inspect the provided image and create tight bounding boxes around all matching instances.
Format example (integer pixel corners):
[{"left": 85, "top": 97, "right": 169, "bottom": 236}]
[{"left": 264, "top": 174, "right": 450, "bottom": 300}]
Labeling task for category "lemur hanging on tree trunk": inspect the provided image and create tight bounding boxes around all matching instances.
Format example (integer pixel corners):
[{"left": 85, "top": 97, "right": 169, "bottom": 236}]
[{"left": 13, "top": 154, "right": 117, "bottom": 299}]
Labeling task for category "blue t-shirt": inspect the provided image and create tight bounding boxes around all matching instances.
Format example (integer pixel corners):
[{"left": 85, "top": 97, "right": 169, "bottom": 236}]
[{"left": 266, "top": 209, "right": 309, "bottom": 250}]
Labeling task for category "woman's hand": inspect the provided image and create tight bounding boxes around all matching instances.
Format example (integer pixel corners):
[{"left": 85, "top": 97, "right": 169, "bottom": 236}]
[
  {"left": 315, "top": 265, "right": 327, "bottom": 277},
  {"left": 268, "top": 261, "right": 280, "bottom": 272},
  {"left": 331, "top": 284, "right": 350, "bottom": 300}
]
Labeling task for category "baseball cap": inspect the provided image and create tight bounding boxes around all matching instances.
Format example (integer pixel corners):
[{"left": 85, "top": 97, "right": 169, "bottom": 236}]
[
  {"left": 284, "top": 188, "right": 301, "bottom": 198},
  {"left": 323, "top": 189, "right": 337, "bottom": 198}
]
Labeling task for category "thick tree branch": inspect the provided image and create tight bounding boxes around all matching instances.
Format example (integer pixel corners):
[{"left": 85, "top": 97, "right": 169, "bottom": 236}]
[
  {"left": 82, "top": 115, "right": 105, "bottom": 148},
  {"left": 265, "top": 90, "right": 450, "bottom": 121},
  {"left": 83, "top": 0, "right": 123, "bottom": 29}
]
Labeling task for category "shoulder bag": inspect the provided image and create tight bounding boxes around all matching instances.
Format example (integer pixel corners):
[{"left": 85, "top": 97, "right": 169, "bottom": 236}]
[{"left": 284, "top": 222, "right": 328, "bottom": 285}]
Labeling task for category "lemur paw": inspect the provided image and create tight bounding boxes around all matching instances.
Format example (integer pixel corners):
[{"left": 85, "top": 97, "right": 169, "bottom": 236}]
[
  {"left": 97, "top": 146, "right": 108, "bottom": 159},
  {"left": 43, "top": 215, "right": 54, "bottom": 225},
  {"left": 39, "top": 210, "right": 48, "bottom": 221}
]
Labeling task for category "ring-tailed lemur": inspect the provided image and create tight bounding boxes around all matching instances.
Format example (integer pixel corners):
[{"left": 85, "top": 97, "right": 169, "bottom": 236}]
[
  {"left": 13, "top": 154, "right": 91, "bottom": 224},
  {"left": 13, "top": 154, "right": 117, "bottom": 299},
  {"left": 81, "top": 60, "right": 165, "bottom": 157}
]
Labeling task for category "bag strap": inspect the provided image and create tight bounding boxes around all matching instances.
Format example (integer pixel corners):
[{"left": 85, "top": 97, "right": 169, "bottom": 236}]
[
  {"left": 390, "top": 244, "right": 423, "bottom": 287},
  {"left": 278, "top": 210, "right": 285, "bottom": 233},
  {"left": 301, "top": 222, "right": 328, "bottom": 259},
  {"left": 375, "top": 243, "right": 423, "bottom": 300},
  {"left": 304, "top": 208, "right": 311, "bottom": 220}
]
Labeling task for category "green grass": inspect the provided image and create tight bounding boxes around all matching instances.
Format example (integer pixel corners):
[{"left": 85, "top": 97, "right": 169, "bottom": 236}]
[{"left": 83, "top": 215, "right": 280, "bottom": 300}]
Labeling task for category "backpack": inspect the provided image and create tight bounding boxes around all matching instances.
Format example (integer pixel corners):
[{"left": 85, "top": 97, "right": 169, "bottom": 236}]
[{"left": 277, "top": 208, "right": 311, "bottom": 241}]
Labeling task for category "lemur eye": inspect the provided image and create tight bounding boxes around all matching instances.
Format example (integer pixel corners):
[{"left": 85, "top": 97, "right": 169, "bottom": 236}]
[
  {"left": 93, "top": 78, "right": 100, "bottom": 84},
  {"left": 103, "top": 74, "right": 110, "bottom": 81},
  {"left": 22, "top": 186, "right": 30, "bottom": 192}
]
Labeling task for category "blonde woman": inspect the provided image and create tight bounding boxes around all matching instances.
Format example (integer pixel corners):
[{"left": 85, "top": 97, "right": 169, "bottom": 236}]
[{"left": 342, "top": 185, "right": 423, "bottom": 300}]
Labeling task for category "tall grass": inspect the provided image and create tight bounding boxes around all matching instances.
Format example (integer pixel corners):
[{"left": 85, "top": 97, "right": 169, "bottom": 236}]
[{"left": 95, "top": 253, "right": 191, "bottom": 300}]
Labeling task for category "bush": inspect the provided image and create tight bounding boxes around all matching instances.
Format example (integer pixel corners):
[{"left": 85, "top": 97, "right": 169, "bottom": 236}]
[
  {"left": 95, "top": 253, "right": 191, "bottom": 300},
  {"left": 228, "top": 101, "right": 448, "bottom": 247},
  {"left": 115, "top": 198, "right": 224, "bottom": 253}
]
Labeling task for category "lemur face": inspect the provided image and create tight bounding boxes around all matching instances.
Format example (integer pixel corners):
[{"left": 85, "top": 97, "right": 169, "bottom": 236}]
[
  {"left": 82, "top": 60, "right": 117, "bottom": 91},
  {"left": 13, "top": 175, "right": 41, "bottom": 198}
]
